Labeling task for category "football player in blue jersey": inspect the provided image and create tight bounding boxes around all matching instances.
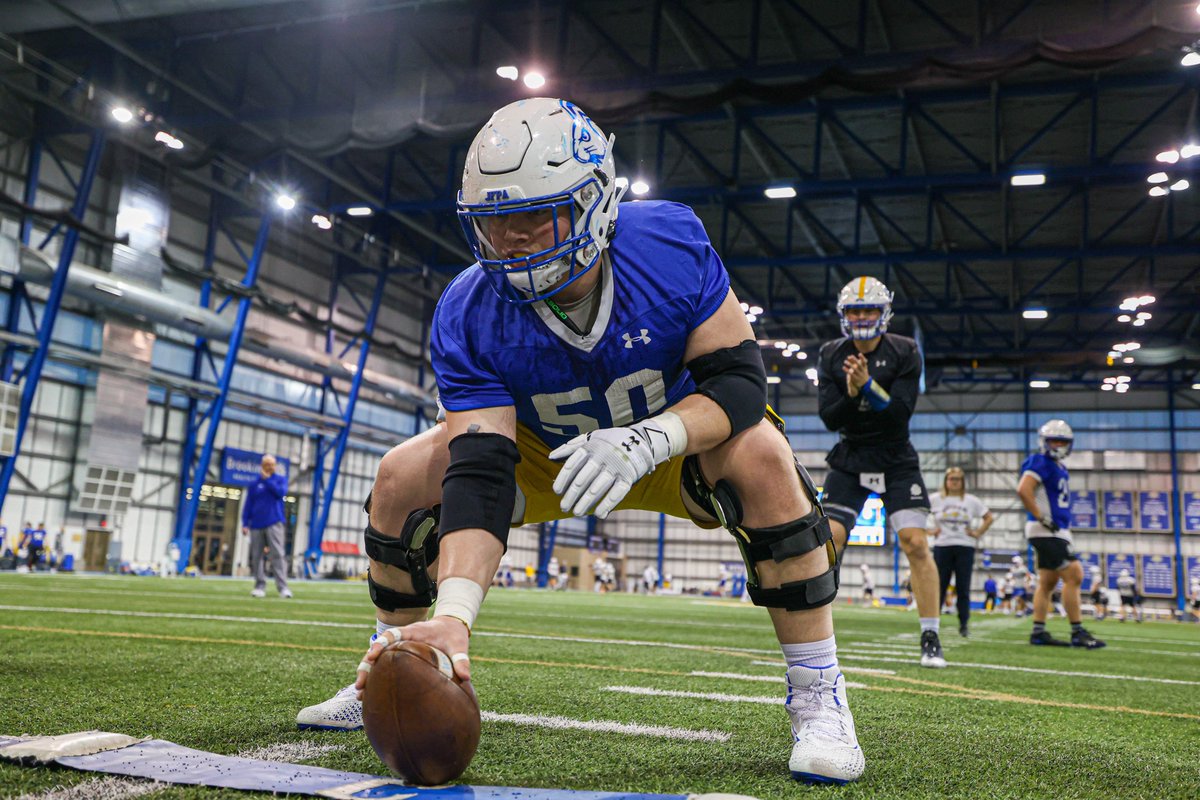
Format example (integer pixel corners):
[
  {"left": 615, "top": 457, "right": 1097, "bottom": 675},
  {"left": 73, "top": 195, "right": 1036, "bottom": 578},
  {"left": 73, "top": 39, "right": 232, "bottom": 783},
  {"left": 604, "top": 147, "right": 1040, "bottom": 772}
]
[
  {"left": 1016, "top": 420, "right": 1105, "bottom": 649},
  {"left": 296, "top": 98, "right": 864, "bottom": 784}
]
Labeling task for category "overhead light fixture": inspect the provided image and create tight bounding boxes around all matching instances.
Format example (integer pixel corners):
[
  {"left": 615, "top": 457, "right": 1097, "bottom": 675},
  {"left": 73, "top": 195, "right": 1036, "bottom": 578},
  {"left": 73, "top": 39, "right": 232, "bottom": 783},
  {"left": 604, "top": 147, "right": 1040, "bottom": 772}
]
[
  {"left": 1029, "top": 380, "right": 1051, "bottom": 389},
  {"left": 1171, "top": 179, "right": 1191, "bottom": 191},
  {"left": 1192, "top": 383, "right": 1200, "bottom": 390},
  {"left": 154, "top": 131, "right": 183, "bottom": 150},
  {"left": 774, "top": 341, "right": 787, "bottom": 349},
  {"left": 110, "top": 106, "right": 134, "bottom": 124},
  {"left": 1022, "top": 308, "right": 1049, "bottom": 320},
  {"left": 1115, "top": 383, "right": 1130, "bottom": 392},
  {"left": 1116, "top": 376, "right": 1131, "bottom": 383},
  {"left": 1123, "top": 356, "right": 1135, "bottom": 363},
  {"left": 1182, "top": 51, "right": 1200, "bottom": 67},
  {"left": 1010, "top": 173, "right": 1046, "bottom": 186},
  {"left": 805, "top": 367, "right": 818, "bottom": 381},
  {"left": 764, "top": 186, "right": 797, "bottom": 199},
  {"left": 496, "top": 65, "right": 519, "bottom": 80},
  {"left": 275, "top": 193, "right": 296, "bottom": 211},
  {"left": 1182, "top": 143, "right": 1200, "bottom": 159},
  {"left": 767, "top": 376, "right": 782, "bottom": 384},
  {"left": 630, "top": 180, "right": 650, "bottom": 196},
  {"left": 523, "top": 71, "right": 546, "bottom": 89},
  {"left": 1138, "top": 295, "right": 1155, "bottom": 304},
  {"left": 1149, "top": 186, "right": 1169, "bottom": 197},
  {"left": 1100, "top": 383, "right": 1114, "bottom": 391},
  {"left": 740, "top": 302, "right": 750, "bottom": 312},
  {"left": 794, "top": 351, "right": 808, "bottom": 360},
  {"left": 1136, "top": 311, "right": 1152, "bottom": 320},
  {"left": 1118, "top": 314, "right": 1131, "bottom": 322},
  {"left": 749, "top": 305, "right": 763, "bottom": 315},
  {"left": 1156, "top": 149, "right": 1180, "bottom": 163},
  {"left": 1132, "top": 319, "right": 1146, "bottom": 327},
  {"left": 782, "top": 350, "right": 793, "bottom": 358},
  {"left": 786, "top": 343, "right": 801, "bottom": 352},
  {"left": 745, "top": 314, "right": 757, "bottom": 324},
  {"left": 346, "top": 206, "right": 373, "bottom": 217},
  {"left": 310, "top": 214, "right": 332, "bottom": 230},
  {"left": 1147, "top": 172, "right": 1169, "bottom": 183}
]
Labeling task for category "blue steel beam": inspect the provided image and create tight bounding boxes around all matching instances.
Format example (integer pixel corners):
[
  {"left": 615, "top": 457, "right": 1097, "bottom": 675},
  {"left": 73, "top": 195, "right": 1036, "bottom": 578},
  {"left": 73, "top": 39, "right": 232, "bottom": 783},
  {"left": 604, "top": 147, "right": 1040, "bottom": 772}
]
[
  {"left": 173, "top": 212, "right": 273, "bottom": 572},
  {"left": 0, "top": 131, "right": 105, "bottom": 509},
  {"left": 305, "top": 259, "right": 393, "bottom": 569},
  {"left": 1, "top": 138, "right": 43, "bottom": 381},
  {"left": 536, "top": 520, "right": 559, "bottom": 589}
]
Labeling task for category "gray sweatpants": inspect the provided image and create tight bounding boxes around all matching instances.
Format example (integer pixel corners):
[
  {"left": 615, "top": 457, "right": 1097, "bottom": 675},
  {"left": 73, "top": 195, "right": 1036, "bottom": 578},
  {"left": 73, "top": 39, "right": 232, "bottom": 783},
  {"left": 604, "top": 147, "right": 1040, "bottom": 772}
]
[{"left": 249, "top": 521, "right": 289, "bottom": 593}]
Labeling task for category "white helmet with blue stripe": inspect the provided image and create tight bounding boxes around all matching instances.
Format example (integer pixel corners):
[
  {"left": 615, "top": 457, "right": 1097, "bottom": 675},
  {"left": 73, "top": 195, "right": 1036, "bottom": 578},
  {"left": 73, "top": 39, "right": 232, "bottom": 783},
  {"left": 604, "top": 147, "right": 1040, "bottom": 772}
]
[
  {"left": 1038, "top": 419, "right": 1074, "bottom": 460},
  {"left": 457, "top": 97, "right": 626, "bottom": 303},
  {"left": 836, "top": 276, "right": 894, "bottom": 340}
]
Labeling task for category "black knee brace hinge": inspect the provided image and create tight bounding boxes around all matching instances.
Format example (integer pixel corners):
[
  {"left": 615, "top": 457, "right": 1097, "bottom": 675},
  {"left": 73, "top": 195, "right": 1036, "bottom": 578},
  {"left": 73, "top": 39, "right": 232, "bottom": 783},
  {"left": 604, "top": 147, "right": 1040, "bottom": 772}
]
[{"left": 365, "top": 505, "right": 441, "bottom": 612}]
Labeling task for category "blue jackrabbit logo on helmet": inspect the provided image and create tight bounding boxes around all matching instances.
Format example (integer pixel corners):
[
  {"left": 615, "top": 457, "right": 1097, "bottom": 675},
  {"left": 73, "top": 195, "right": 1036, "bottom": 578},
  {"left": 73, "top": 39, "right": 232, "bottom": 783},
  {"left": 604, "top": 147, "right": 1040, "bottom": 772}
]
[{"left": 560, "top": 100, "right": 606, "bottom": 165}]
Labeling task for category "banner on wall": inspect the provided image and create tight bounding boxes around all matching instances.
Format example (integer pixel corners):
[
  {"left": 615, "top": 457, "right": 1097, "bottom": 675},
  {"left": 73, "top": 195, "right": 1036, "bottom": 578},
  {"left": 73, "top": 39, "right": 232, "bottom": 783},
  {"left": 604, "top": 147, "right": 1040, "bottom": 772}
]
[
  {"left": 1105, "top": 553, "right": 1137, "bottom": 590},
  {"left": 1069, "top": 491, "right": 1098, "bottom": 529},
  {"left": 1187, "top": 556, "right": 1200, "bottom": 597},
  {"left": 1139, "top": 555, "right": 1175, "bottom": 597},
  {"left": 1078, "top": 552, "right": 1101, "bottom": 591},
  {"left": 220, "top": 448, "right": 291, "bottom": 486},
  {"left": 1102, "top": 491, "right": 1135, "bottom": 531},
  {"left": 1137, "top": 491, "right": 1171, "bottom": 532},
  {"left": 1184, "top": 492, "right": 1200, "bottom": 534}
]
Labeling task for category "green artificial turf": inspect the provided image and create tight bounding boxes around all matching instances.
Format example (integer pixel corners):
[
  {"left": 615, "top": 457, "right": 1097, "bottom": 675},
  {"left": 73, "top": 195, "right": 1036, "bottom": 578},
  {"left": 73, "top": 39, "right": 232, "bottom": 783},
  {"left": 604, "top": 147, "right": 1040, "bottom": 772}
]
[{"left": 1, "top": 573, "right": 1198, "bottom": 799}]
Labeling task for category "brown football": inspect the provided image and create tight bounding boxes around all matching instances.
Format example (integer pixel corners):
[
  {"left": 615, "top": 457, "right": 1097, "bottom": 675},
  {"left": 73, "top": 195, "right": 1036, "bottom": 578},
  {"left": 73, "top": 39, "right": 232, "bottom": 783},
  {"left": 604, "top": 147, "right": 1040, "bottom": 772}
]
[{"left": 362, "top": 641, "right": 482, "bottom": 785}]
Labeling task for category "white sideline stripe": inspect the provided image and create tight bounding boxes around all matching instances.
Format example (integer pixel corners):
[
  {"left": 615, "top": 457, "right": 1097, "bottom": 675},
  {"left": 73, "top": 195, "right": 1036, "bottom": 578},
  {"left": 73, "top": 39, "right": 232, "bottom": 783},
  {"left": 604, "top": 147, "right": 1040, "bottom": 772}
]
[
  {"left": 603, "top": 685, "right": 867, "bottom": 704},
  {"left": 12, "top": 776, "right": 164, "bottom": 800},
  {"left": 238, "top": 741, "right": 344, "bottom": 762},
  {"left": 749, "top": 660, "right": 897, "bottom": 676},
  {"left": 691, "top": 670, "right": 782, "bottom": 683},
  {"left": 837, "top": 654, "right": 1200, "bottom": 685},
  {"left": 959, "top": 636, "right": 1200, "bottom": 659},
  {"left": 840, "top": 649, "right": 916, "bottom": 658},
  {"left": 0, "top": 582, "right": 369, "bottom": 610},
  {"left": 478, "top": 630, "right": 781, "bottom": 654},
  {"left": 480, "top": 711, "right": 730, "bottom": 742}
]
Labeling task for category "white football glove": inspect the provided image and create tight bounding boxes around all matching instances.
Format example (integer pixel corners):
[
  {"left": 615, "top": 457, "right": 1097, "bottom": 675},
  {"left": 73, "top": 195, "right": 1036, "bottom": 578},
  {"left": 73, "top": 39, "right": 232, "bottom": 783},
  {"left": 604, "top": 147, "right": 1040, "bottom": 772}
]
[{"left": 550, "top": 412, "right": 687, "bottom": 518}]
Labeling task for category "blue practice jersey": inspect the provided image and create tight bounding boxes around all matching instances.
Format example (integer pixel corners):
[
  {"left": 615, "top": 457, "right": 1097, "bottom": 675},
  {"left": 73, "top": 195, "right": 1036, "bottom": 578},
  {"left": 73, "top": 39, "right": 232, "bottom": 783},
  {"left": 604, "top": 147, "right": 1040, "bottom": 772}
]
[
  {"left": 433, "top": 201, "right": 730, "bottom": 449},
  {"left": 1019, "top": 452, "right": 1071, "bottom": 529}
]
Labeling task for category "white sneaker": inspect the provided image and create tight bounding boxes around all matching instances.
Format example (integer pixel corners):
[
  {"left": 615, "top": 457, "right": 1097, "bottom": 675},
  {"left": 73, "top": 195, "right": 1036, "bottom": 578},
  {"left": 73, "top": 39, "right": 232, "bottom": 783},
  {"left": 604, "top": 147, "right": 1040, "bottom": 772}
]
[
  {"left": 280, "top": 588, "right": 293, "bottom": 599},
  {"left": 250, "top": 588, "right": 266, "bottom": 598},
  {"left": 785, "top": 664, "right": 864, "bottom": 784},
  {"left": 296, "top": 683, "right": 362, "bottom": 731}
]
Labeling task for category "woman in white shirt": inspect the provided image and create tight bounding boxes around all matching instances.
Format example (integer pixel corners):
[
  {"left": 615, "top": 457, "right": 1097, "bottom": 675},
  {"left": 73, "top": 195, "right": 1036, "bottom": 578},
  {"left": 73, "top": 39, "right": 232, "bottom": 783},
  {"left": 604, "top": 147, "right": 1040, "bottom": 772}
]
[{"left": 928, "top": 467, "right": 995, "bottom": 637}]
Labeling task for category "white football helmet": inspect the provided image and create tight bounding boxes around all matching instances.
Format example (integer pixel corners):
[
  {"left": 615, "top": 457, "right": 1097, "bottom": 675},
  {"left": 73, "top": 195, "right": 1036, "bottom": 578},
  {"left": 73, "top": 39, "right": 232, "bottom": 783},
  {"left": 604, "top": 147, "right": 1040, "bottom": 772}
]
[
  {"left": 457, "top": 97, "right": 626, "bottom": 303},
  {"left": 836, "top": 277, "right": 894, "bottom": 340},
  {"left": 1038, "top": 419, "right": 1074, "bottom": 460}
]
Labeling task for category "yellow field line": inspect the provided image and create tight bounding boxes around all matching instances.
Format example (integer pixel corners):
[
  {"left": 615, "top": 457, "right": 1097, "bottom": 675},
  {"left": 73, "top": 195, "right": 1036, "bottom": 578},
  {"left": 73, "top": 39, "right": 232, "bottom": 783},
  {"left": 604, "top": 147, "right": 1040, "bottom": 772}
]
[{"left": 4, "top": 624, "right": 1194, "bottom": 721}]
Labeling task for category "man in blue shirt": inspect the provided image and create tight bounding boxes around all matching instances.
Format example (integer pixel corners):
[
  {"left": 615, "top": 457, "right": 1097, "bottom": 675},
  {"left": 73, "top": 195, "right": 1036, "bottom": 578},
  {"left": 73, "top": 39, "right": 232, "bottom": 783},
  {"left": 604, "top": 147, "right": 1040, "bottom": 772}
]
[
  {"left": 297, "top": 98, "right": 863, "bottom": 784},
  {"left": 983, "top": 575, "right": 998, "bottom": 612},
  {"left": 242, "top": 454, "right": 291, "bottom": 598},
  {"left": 20, "top": 521, "right": 46, "bottom": 570},
  {"left": 1016, "top": 420, "right": 1103, "bottom": 649}
]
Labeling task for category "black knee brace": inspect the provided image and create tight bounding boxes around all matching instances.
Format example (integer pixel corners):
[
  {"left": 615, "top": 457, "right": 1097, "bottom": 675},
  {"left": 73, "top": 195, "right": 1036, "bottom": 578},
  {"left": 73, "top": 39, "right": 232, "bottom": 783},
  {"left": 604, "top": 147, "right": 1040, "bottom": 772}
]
[
  {"left": 364, "top": 503, "right": 441, "bottom": 612},
  {"left": 683, "top": 455, "right": 840, "bottom": 611}
]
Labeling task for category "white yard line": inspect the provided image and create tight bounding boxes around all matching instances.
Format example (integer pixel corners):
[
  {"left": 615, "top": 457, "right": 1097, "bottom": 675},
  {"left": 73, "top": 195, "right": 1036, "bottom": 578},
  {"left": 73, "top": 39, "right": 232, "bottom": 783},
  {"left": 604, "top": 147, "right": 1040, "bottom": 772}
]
[
  {"left": 12, "top": 776, "right": 164, "bottom": 800},
  {"left": 837, "top": 653, "right": 1200, "bottom": 686},
  {"left": 0, "top": 582, "right": 369, "bottom": 610},
  {"left": 0, "top": 604, "right": 365, "bottom": 629},
  {"left": 480, "top": 711, "right": 731, "bottom": 742},
  {"left": 237, "top": 741, "right": 344, "bottom": 762},
  {"left": 603, "top": 685, "right": 866, "bottom": 704},
  {"left": 748, "top": 660, "right": 897, "bottom": 676}
]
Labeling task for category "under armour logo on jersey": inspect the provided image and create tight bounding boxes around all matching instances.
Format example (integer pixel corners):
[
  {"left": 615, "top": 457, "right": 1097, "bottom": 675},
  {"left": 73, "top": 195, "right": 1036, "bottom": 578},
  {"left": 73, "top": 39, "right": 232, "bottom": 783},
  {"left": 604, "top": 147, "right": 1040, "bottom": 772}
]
[
  {"left": 623, "top": 329, "right": 652, "bottom": 348},
  {"left": 875, "top": 359, "right": 887, "bottom": 367}
]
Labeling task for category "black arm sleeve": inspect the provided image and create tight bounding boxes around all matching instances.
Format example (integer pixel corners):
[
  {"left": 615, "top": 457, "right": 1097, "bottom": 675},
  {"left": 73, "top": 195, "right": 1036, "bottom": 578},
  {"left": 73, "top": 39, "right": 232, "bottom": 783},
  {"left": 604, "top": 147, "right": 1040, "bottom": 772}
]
[
  {"left": 439, "top": 432, "right": 521, "bottom": 548},
  {"left": 686, "top": 340, "right": 767, "bottom": 439},
  {"left": 817, "top": 344, "right": 857, "bottom": 432},
  {"left": 878, "top": 350, "right": 921, "bottom": 426}
]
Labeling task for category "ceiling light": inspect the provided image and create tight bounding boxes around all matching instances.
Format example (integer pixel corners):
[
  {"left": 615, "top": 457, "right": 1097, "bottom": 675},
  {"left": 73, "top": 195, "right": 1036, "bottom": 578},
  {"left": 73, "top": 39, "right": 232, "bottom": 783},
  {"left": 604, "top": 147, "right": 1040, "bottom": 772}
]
[
  {"left": 782, "top": 350, "right": 793, "bottom": 358},
  {"left": 1103, "top": 377, "right": 1117, "bottom": 384},
  {"left": 794, "top": 351, "right": 808, "bottom": 359},
  {"left": 110, "top": 106, "right": 134, "bottom": 124},
  {"left": 1136, "top": 311, "right": 1152, "bottom": 320},
  {"left": 1182, "top": 143, "right": 1200, "bottom": 159},
  {"left": 496, "top": 66, "right": 519, "bottom": 80},
  {"left": 1101, "top": 383, "right": 1114, "bottom": 391},
  {"left": 1156, "top": 149, "right": 1180, "bottom": 163},
  {"left": 1115, "top": 383, "right": 1130, "bottom": 392},
  {"left": 1171, "top": 179, "right": 1190, "bottom": 191},
  {"left": 764, "top": 186, "right": 797, "bottom": 199},
  {"left": 1116, "top": 376, "right": 1131, "bottom": 383},
  {"left": 1192, "top": 383, "right": 1200, "bottom": 390},
  {"left": 1138, "top": 295, "right": 1155, "bottom": 304},
  {"left": 310, "top": 214, "right": 332, "bottom": 230},
  {"left": 786, "top": 343, "right": 801, "bottom": 351},
  {"left": 275, "top": 193, "right": 296, "bottom": 211},
  {"left": 1029, "top": 380, "right": 1051, "bottom": 389},
  {"left": 740, "top": 302, "right": 749, "bottom": 312},
  {"left": 1118, "top": 314, "right": 1131, "bottom": 322},
  {"left": 749, "top": 305, "right": 763, "bottom": 315},
  {"left": 767, "top": 376, "right": 781, "bottom": 384},
  {"left": 1132, "top": 318, "right": 1146, "bottom": 327},
  {"left": 1123, "top": 356, "right": 1135, "bottom": 363},
  {"left": 630, "top": 180, "right": 650, "bottom": 196},
  {"left": 1149, "top": 186, "right": 1169, "bottom": 197},
  {"left": 745, "top": 314, "right": 757, "bottom": 324},
  {"left": 1182, "top": 51, "right": 1200, "bottom": 67},
  {"left": 523, "top": 71, "right": 546, "bottom": 89},
  {"left": 775, "top": 341, "right": 787, "bottom": 349},
  {"left": 154, "top": 131, "right": 183, "bottom": 149},
  {"left": 805, "top": 368, "right": 818, "bottom": 381},
  {"left": 1147, "top": 172, "right": 1169, "bottom": 183},
  {"left": 1022, "top": 308, "right": 1049, "bottom": 319},
  {"left": 1010, "top": 173, "right": 1046, "bottom": 186},
  {"left": 346, "top": 206, "right": 373, "bottom": 217}
]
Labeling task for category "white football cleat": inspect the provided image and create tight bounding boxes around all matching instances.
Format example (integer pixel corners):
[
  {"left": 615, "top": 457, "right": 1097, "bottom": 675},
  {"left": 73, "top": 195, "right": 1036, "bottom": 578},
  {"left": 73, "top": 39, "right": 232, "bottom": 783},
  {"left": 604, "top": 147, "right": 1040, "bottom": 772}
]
[
  {"left": 296, "top": 683, "right": 362, "bottom": 731},
  {"left": 785, "top": 664, "right": 864, "bottom": 784},
  {"left": 250, "top": 587, "right": 266, "bottom": 598}
]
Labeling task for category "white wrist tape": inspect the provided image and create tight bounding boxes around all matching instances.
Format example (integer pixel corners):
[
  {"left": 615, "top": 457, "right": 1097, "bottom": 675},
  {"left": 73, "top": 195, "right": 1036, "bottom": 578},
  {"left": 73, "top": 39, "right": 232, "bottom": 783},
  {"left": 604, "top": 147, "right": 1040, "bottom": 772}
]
[
  {"left": 433, "top": 577, "right": 485, "bottom": 631},
  {"left": 652, "top": 410, "right": 688, "bottom": 458}
]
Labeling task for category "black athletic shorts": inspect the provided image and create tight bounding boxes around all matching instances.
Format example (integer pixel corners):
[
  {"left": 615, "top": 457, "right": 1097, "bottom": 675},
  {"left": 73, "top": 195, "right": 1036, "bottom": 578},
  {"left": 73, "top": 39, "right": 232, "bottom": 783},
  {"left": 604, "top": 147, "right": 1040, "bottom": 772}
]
[
  {"left": 1121, "top": 594, "right": 1141, "bottom": 606},
  {"left": 1092, "top": 588, "right": 1107, "bottom": 604},
  {"left": 822, "top": 461, "right": 930, "bottom": 533},
  {"left": 1029, "top": 537, "right": 1078, "bottom": 571}
]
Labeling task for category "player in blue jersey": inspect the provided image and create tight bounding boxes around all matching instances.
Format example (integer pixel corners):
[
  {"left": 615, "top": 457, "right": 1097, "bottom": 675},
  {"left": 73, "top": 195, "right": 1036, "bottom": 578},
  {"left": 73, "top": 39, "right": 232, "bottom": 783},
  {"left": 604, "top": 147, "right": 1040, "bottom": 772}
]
[
  {"left": 297, "top": 98, "right": 864, "bottom": 784},
  {"left": 1016, "top": 420, "right": 1104, "bottom": 649}
]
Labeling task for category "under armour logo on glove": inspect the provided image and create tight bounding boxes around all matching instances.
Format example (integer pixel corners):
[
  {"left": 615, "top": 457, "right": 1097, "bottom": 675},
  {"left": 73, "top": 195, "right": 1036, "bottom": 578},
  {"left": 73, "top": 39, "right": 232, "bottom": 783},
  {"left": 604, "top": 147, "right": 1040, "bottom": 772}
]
[
  {"left": 621, "top": 435, "right": 641, "bottom": 452},
  {"left": 623, "top": 329, "right": 652, "bottom": 348}
]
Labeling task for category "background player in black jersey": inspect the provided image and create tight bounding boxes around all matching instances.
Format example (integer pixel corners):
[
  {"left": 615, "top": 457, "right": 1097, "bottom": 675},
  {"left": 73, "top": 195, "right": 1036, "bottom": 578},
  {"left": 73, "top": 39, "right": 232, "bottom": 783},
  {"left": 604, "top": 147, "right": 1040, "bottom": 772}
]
[{"left": 817, "top": 277, "right": 946, "bottom": 668}]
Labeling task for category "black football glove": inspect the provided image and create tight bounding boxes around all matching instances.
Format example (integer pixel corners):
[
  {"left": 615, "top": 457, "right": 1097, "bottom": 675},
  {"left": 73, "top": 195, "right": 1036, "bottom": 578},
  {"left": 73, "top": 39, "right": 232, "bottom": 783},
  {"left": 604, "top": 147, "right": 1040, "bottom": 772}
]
[{"left": 1039, "top": 515, "right": 1060, "bottom": 533}]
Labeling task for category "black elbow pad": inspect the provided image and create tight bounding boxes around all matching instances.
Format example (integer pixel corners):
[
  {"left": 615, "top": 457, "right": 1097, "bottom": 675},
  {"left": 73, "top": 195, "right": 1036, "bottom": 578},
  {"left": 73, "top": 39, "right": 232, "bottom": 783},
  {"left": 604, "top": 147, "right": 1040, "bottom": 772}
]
[
  {"left": 439, "top": 432, "right": 521, "bottom": 548},
  {"left": 687, "top": 340, "right": 767, "bottom": 438}
]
